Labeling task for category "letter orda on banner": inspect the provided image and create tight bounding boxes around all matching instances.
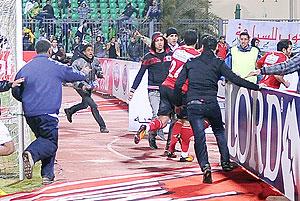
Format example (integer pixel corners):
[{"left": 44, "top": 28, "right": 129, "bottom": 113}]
[
  {"left": 226, "top": 83, "right": 300, "bottom": 201},
  {"left": 227, "top": 19, "right": 300, "bottom": 52}
]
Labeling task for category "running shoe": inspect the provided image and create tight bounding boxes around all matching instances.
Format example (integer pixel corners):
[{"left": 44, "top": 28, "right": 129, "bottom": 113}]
[
  {"left": 134, "top": 124, "right": 146, "bottom": 144},
  {"left": 23, "top": 151, "right": 34, "bottom": 179},
  {"left": 179, "top": 155, "right": 194, "bottom": 162}
]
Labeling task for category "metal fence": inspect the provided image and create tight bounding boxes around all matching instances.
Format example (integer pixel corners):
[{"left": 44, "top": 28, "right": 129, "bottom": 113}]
[{"left": 22, "top": 18, "right": 223, "bottom": 58}]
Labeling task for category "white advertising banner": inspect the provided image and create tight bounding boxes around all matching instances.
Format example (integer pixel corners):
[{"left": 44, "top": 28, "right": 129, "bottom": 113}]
[
  {"left": 226, "top": 19, "right": 300, "bottom": 52},
  {"left": 128, "top": 68, "right": 153, "bottom": 131},
  {"left": 227, "top": 19, "right": 299, "bottom": 93}
]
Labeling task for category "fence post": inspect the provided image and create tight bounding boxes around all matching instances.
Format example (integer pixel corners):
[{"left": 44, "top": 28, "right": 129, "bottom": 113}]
[
  {"left": 218, "top": 19, "right": 224, "bottom": 36},
  {"left": 149, "top": 20, "right": 154, "bottom": 38}
]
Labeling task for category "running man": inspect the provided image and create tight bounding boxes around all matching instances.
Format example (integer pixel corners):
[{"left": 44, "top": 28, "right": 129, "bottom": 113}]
[
  {"left": 129, "top": 32, "right": 172, "bottom": 149},
  {"left": 12, "top": 39, "right": 88, "bottom": 185}
]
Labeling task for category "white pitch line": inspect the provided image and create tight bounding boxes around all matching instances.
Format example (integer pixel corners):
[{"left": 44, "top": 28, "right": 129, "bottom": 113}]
[
  {"left": 106, "top": 136, "right": 142, "bottom": 163},
  {"left": 61, "top": 186, "right": 163, "bottom": 201}
]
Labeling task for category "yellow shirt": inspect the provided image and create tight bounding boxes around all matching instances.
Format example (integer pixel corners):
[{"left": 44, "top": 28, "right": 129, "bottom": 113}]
[{"left": 231, "top": 46, "right": 258, "bottom": 83}]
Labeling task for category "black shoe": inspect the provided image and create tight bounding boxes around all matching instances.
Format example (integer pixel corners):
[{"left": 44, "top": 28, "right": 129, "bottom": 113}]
[
  {"left": 148, "top": 134, "right": 158, "bottom": 149},
  {"left": 221, "top": 161, "right": 234, "bottom": 172},
  {"left": 64, "top": 108, "right": 72, "bottom": 123},
  {"left": 202, "top": 164, "right": 212, "bottom": 184},
  {"left": 134, "top": 124, "right": 147, "bottom": 144},
  {"left": 179, "top": 155, "right": 194, "bottom": 162},
  {"left": 100, "top": 127, "right": 109, "bottom": 133},
  {"left": 166, "top": 151, "right": 176, "bottom": 158}
]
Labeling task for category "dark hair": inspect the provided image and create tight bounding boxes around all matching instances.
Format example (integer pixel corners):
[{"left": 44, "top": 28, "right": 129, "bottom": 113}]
[
  {"left": 239, "top": 31, "right": 250, "bottom": 39},
  {"left": 35, "top": 39, "right": 51, "bottom": 54},
  {"left": 183, "top": 30, "right": 198, "bottom": 46},
  {"left": 150, "top": 32, "right": 168, "bottom": 51},
  {"left": 251, "top": 38, "right": 260, "bottom": 47},
  {"left": 81, "top": 43, "right": 93, "bottom": 52},
  {"left": 166, "top": 27, "right": 178, "bottom": 37},
  {"left": 277, "top": 39, "right": 292, "bottom": 52},
  {"left": 202, "top": 35, "right": 218, "bottom": 52},
  {"left": 219, "top": 35, "right": 225, "bottom": 40}
]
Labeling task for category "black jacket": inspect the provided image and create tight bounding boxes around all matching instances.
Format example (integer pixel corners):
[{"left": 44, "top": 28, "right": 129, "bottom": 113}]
[
  {"left": 174, "top": 51, "right": 259, "bottom": 105},
  {"left": 0, "top": 81, "right": 12, "bottom": 92},
  {"left": 131, "top": 50, "right": 172, "bottom": 91}
]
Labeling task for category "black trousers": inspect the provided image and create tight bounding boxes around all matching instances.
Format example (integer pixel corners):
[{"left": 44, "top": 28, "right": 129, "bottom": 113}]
[{"left": 69, "top": 89, "right": 106, "bottom": 129}]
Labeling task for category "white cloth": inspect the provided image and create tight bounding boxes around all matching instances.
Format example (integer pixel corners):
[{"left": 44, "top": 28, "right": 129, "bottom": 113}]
[{"left": 0, "top": 121, "right": 11, "bottom": 145}]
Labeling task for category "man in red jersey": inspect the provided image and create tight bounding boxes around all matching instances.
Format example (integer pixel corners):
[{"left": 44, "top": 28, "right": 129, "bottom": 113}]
[
  {"left": 134, "top": 30, "right": 208, "bottom": 161},
  {"left": 256, "top": 39, "right": 292, "bottom": 89},
  {"left": 216, "top": 36, "right": 228, "bottom": 60}
]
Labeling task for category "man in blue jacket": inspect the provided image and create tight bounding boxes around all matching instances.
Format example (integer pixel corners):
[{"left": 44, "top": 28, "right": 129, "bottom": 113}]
[{"left": 12, "top": 39, "right": 88, "bottom": 185}]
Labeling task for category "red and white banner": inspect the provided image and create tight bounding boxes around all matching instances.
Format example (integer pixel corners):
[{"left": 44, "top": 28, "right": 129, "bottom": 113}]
[{"left": 0, "top": 50, "right": 16, "bottom": 81}]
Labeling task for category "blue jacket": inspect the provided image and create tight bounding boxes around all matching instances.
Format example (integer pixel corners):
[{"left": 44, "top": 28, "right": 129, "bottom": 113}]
[{"left": 12, "top": 54, "right": 87, "bottom": 117}]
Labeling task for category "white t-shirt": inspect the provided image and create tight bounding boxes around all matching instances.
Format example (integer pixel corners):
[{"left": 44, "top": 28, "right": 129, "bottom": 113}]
[{"left": 0, "top": 121, "right": 11, "bottom": 145}]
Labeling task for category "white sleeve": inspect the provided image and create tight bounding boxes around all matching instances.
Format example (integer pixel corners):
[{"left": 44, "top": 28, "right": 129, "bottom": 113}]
[{"left": 0, "top": 121, "right": 12, "bottom": 145}]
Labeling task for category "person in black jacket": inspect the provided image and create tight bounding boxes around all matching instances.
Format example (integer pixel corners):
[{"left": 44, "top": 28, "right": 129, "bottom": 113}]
[
  {"left": 174, "top": 36, "right": 260, "bottom": 184},
  {"left": 0, "top": 78, "right": 24, "bottom": 156},
  {"left": 129, "top": 32, "right": 172, "bottom": 149}
]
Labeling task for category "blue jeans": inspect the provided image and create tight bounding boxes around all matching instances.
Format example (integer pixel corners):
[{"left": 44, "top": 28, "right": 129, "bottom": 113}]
[
  {"left": 25, "top": 114, "right": 59, "bottom": 180},
  {"left": 187, "top": 98, "right": 229, "bottom": 171}
]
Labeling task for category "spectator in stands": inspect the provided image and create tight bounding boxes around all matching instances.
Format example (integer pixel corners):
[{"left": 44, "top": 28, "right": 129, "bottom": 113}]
[
  {"left": 72, "top": 36, "right": 81, "bottom": 52},
  {"left": 78, "top": 1, "right": 91, "bottom": 21},
  {"left": 127, "top": 36, "right": 142, "bottom": 62},
  {"left": 0, "top": 79, "right": 25, "bottom": 156},
  {"left": 75, "top": 20, "right": 89, "bottom": 42},
  {"left": 118, "top": 0, "right": 139, "bottom": 27},
  {"left": 34, "top": 1, "right": 55, "bottom": 28},
  {"left": 24, "top": 0, "right": 35, "bottom": 19},
  {"left": 94, "top": 35, "right": 106, "bottom": 58},
  {"left": 26, "top": 0, "right": 41, "bottom": 20},
  {"left": 143, "top": 0, "right": 161, "bottom": 22},
  {"left": 107, "top": 37, "right": 120, "bottom": 59},
  {"left": 23, "top": 28, "right": 35, "bottom": 51},
  {"left": 255, "top": 39, "right": 292, "bottom": 89},
  {"left": 42, "top": 0, "right": 55, "bottom": 19},
  {"left": 226, "top": 31, "right": 259, "bottom": 83},
  {"left": 50, "top": 38, "right": 68, "bottom": 63},
  {"left": 216, "top": 35, "right": 229, "bottom": 60}
]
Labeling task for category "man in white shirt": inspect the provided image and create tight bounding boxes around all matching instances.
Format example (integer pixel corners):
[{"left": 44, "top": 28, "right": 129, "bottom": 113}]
[{"left": 0, "top": 122, "right": 14, "bottom": 156}]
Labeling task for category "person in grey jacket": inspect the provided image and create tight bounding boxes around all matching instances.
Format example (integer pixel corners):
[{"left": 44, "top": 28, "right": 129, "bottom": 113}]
[
  {"left": 248, "top": 52, "right": 300, "bottom": 92},
  {"left": 64, "top": 43, "right": 109, "bottom": 133}
]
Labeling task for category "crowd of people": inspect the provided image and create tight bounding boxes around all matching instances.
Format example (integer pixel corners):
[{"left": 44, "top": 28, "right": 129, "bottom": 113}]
[
  {"left": 1, "top": 20, "right": 300, "bottom": 187},
  {"left": 22, "top": 0, "right": 161, "bottom": 62}
]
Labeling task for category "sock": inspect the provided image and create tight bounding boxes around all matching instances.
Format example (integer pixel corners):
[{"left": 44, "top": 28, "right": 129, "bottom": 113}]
[
  {"left": 168, "top": 121, "right": 183, "bottom": 152},
  {"left": 204, "top": 119, "right": 210, "bottom": 129},
  {"left": 181, "top": 126, "right": 193, "bottom": 152},
  {"left": 181, "top": 151, "right": 188, "bottom": 158},
  {"left": 148, "top": 118, "right": 163, "bottom": 132}
]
